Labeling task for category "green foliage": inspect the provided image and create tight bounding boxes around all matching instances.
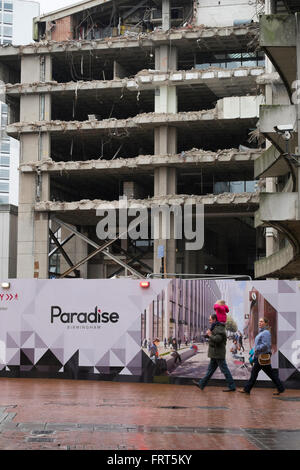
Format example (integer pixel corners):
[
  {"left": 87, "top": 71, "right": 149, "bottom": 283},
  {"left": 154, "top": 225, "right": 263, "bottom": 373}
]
[{"left": 226, "top": 315, "right": 238, "bottom": 333}]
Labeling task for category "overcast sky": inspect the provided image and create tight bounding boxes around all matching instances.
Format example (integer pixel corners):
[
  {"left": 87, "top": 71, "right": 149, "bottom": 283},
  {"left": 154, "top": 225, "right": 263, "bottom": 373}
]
[{"left": 37, "top": 0, "right": 81, "bottom": 15}]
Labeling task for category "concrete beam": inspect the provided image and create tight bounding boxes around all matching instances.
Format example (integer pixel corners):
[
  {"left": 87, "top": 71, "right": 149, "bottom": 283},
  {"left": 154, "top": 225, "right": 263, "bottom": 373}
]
[
  {"left": 34, "top": 193, "right": 259, "bottom": 212},
  {"left": 6, "top": 67, "right": 264, "bottom": 95},
  {"left": 20, "top": 149, "right": 261, "bottom": 174},
  {"left": 7, "top": 96, "right": 262, "bottom": 138},
  {"left": 0, "top": 24, "right": 259, "bottom": 58}
]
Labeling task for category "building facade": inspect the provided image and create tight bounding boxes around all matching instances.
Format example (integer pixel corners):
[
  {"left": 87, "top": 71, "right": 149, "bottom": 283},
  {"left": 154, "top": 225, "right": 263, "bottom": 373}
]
[
  {"left": 1, "top": 0, "right": 294, "bottom": 281},
  {"left": 0, "top": 0, "right": 39, "bottom": 278}
]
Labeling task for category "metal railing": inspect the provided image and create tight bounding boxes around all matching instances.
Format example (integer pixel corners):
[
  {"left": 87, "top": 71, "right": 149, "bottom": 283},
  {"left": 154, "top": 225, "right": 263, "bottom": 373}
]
[{"left": 147, "top": 273, "right": 252, "bottom": 281}]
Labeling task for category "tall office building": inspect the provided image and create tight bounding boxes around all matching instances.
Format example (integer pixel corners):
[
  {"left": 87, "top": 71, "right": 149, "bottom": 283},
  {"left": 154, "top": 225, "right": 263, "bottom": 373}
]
[
  {"left": 0, "top": 0, "right": 40, "bottom": 206},
  {"left": 0, "top": 0, "right": 39, "bottom": 278}
]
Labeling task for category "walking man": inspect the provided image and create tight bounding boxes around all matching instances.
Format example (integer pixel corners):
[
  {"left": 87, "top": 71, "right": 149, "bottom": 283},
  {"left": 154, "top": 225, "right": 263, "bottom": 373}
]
[
  {"left": 239, "top": 318, "right": 285, "bottom": 395},
  {"left": 193, "top": 314, "right": 236, "bottom": 392}
]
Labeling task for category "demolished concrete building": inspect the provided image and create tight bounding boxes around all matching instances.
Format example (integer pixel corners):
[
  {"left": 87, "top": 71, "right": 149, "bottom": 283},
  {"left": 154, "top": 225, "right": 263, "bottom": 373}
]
[{"left": 0, "top": 0, "right": 273, "bottom": 280}]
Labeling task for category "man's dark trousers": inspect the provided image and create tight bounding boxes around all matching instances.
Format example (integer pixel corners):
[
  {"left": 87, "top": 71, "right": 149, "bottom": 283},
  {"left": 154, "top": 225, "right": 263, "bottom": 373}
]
[
  {"left": 244, "top": 358, "right": 285, "bottom": 393},
  {"left": 199, "top": 359, "right": 236, "bottom": 390}
]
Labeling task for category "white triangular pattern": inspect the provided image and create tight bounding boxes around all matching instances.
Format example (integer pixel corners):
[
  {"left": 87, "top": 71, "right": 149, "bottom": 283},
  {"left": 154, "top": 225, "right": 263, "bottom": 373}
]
[
  {"left": 110, "top": 350, "right": 125, "bottom": 367},
  {"left": 6, "top": 348, "right": 19, "bottom": 364},
  {"left": 119, "top": 367, "right": 133, "bottom": 376},
  {"left": 111, "top": 333, "right": 127, "bottom": 350},
  {"left": 278, "top": 314, "right": 296, "bottom": 332},
  {"left": 79, "top": 349, "right": 95, "bottom": 367},
  {"left": 22, "top": 333, "right": 35, "bottom": 349},
  {"left": 278, "top": 332, "right": 297, "bottom": 350},
  {"left": 34, "top": 348, "right": 48, "bottom": 364},
  {"left": 51, "top": 334, "right": 65, "bottom": 349},
  {"left": 125, "top": 333, "right": 141, "bottom": 365}
]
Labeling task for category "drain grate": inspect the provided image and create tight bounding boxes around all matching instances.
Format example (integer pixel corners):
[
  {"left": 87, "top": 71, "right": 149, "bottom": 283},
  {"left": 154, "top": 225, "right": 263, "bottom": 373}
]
[
  {"left": 31, "top": 430, "right": 55, "bottom": 435},
  {"left": 27, "top": 438, "right": 55, "bottom": 443}
]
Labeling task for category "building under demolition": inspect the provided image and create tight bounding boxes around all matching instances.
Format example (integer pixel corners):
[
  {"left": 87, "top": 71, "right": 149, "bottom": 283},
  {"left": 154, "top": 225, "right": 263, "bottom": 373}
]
[{"left": 1, "top": 0, "right": 297, "bottom": 281}]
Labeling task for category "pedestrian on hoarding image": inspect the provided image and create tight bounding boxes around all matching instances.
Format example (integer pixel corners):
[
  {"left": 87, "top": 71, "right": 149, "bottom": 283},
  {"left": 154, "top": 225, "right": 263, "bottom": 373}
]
[
  {"left": 239, "top": 318, "right": 285, "bottom": 396},
  {"left": 150, "top": 338, "right": 169, "bottom": 375},
  {"left": 193, "top": 314, "right": 236, "bottom": 392}
]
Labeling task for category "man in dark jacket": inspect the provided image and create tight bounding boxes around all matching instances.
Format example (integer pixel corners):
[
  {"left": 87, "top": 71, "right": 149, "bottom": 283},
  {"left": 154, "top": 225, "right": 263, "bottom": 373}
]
[{"left": 193, "top": 314, "right": 236, "bottom": 392}]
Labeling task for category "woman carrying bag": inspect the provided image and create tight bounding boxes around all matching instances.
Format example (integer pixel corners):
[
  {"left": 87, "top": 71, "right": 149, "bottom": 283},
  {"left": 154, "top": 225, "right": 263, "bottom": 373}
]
[{"left": 239, "top": 317, "right": 285, "bottom": 396}]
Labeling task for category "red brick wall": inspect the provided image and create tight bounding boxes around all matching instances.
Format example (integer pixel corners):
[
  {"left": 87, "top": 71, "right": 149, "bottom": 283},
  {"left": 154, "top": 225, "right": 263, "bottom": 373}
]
[{"left": 51, "top": 16, "right": 73, "bottom": 41}]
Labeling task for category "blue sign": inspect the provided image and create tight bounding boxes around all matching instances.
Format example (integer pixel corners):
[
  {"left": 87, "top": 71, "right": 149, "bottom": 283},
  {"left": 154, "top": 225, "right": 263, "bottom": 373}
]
[{"left": 158, "top": 245, "right": 165, "bottom": 259}]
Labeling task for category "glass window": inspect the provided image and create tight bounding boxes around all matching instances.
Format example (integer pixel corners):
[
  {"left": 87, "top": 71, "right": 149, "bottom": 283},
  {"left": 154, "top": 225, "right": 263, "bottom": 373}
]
[
  {"left": 230, "top": 181, "right": 245, "bottom": 193},
  {"left": 3, "top": 26, "right": 12, "bottom": 37},
  {"left": 1, "top": 113, "right": 7, "bottom": 127},
  {"left": 0, "top": 155, "right": 10, "bottom": 166},
  {"left": 4, "top": 3, "right": 13, "bottom": 12},
  {"left": 246, "top": 181, "right": 256, "bottom": 192},
  {"left": 3, "top": 12, "right": 13, "bottom": 24},
  {"left": 0, "top": 168, "right": 9, "bottom": 179},
  {"left": 0, "top": 181, "right": 9, "bottom": 192},
  {"left": 1, "top": 141, "right": 10, "bottom": 153},
  {"left": 0, "top": 194, "right": 9, "bottom": 203}
]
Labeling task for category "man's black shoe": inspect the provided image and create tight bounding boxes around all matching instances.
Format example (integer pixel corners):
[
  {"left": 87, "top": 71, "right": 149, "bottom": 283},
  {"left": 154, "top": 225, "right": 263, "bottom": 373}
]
[
  {"left": 238, "top": 389, "right": 250, "bottom": 394},
  {"left": 192, "top": 379, "right": 203, "bottom": 390}
]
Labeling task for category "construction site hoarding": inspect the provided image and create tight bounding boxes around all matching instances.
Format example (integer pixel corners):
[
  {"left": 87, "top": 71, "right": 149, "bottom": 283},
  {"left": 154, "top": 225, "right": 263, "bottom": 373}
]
[{"left": 0, "top": 279, "right": 299, "bottom": 386}]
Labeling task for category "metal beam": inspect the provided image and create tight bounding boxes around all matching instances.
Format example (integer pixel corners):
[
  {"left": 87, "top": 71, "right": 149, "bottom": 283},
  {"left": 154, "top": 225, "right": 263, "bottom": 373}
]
[
  {"left": 109, "top": 246, "right": 153, "bottom": 278},
  {"left": 49, "top": 229, "right": 75, "bottom": 269},
  {"left": 52, "top": 217, "right": 145, "bottom": 279},
  {"left": 49, "top": 233, "right": 75, "bottom": 258}
]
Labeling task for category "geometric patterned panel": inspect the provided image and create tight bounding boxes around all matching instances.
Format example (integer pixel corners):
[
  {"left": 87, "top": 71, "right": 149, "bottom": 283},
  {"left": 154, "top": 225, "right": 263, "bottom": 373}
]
[{"left": 251, "top": 281, "right": 300, "bottom": 382}]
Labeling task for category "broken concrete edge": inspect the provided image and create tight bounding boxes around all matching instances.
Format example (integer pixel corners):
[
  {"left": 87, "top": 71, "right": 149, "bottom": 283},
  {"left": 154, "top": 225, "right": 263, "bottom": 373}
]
[
  {"left": 7, "top": 99, "right": 262, "bottom": 136},
  {"left": 256, "top": 71, "right": 281, "bottom": 85},
  {"left": 20, "top": 149, "right": 262, "bottom": 173},
  {"left": 34, "top": 193, "right": 260, "bottom": 212},
  {"left": 5, "top": 66, "right": 265, "bottom": 94},
  {"left": 0, "top": 23, "right": 259, "bottom": 56}
]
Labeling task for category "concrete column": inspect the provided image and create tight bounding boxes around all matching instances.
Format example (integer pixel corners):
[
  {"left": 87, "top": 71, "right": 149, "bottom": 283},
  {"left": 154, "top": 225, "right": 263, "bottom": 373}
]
[
  {"left": 153, "top": 41, "right": 178, "bottom": 275},
  {"left": 17, "top": 55, "right": 52, "bottom": 279},
  {"left": 162, "top": 0, "right": 171, "bottom": 32}
]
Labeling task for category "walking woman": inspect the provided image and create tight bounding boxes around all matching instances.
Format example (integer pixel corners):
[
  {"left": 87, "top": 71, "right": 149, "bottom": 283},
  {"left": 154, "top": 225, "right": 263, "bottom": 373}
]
[{"left": 239, "top": 318, "right": 285, "bottom": 396}]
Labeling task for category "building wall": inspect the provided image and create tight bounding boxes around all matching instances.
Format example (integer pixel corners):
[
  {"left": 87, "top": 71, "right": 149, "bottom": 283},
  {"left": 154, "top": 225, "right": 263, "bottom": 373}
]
[
  {"left": 51, "top": 16, "right": 73, "bottom": 42},
  {"left": 196, "top": 0, "right": 258, "bottom": 27},
  {"left": 0, "top": 205, "right": 18, "bottom": 278},
  {"left": 12, "top": 0, "right": 39, "bottom": 46}
]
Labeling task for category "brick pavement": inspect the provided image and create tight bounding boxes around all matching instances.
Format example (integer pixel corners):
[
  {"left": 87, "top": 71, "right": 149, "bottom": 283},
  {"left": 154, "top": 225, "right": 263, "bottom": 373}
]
[{"left": 0, "top": 378, "right": 300, "bottom": 450}]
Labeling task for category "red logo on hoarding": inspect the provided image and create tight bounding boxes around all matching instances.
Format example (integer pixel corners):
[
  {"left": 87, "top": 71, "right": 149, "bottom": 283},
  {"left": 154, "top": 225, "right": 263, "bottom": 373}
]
[{"left": 0, "top": 293, "right": 19, "bottom": 302}]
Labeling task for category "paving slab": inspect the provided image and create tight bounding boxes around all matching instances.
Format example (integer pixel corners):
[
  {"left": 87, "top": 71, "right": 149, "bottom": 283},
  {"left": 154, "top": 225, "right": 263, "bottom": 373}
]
[{"left": 0, "top": 378, "right": 299, "bottom": 450}]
